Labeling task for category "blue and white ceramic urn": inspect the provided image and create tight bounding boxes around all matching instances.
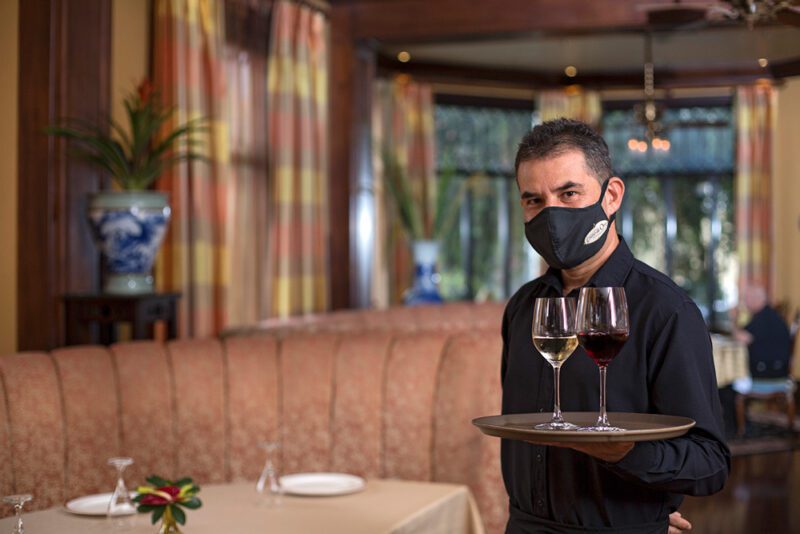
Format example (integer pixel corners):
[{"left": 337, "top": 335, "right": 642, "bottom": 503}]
[{"left": 87, "top": 191, "right": 171, "bottom": 294}]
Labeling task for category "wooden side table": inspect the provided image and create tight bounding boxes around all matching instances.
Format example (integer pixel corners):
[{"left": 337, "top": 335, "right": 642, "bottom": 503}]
[{"left": 63, "top": 292, "right": 181, "bottom": 345}]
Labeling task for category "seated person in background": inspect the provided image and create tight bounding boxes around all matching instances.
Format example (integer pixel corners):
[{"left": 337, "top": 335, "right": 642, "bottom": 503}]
[{"left": 733, "top": 286, "right": 792, "bottom": 379}]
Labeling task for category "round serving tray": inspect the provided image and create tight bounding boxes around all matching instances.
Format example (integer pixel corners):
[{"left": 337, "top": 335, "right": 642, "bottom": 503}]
[{"left": 473, "top": 412, "right": 695, "bottom": 443}]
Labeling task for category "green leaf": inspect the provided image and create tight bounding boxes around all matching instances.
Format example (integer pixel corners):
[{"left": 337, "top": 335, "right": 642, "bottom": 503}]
[
  {"left": 146, "top": 475, "right": 170, "bottom": 487},
  {"left": 173, "top": 477, "right": 193, "bottom": 487},
  {"left": 137, "top": 504, "right": 158, "bottom": 513},
  {"left": 180, "top": 497, "right": 202, "bottom": 510},
  {"left": 172, "top": 504, "right": 186, "bottom": 525},
  {"left": 151, "top": 506, "right": 165, "bottom": 524}
]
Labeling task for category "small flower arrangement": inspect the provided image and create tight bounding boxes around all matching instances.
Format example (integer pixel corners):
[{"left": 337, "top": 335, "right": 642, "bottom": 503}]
[{"left": 133, "top": 475, "right": 202, "bottom": 529}]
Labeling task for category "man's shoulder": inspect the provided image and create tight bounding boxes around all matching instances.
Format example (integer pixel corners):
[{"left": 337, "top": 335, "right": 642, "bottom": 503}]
[
  {"left": 504, "top": 277, "right": 546, "bottom": 319},
  {"left": 628, "top": 258, "right": 698, "bottom": 316}
]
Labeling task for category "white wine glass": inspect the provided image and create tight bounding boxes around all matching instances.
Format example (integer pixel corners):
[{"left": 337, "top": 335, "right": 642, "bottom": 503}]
[
  {"left": 3, "top": 494, "right": 32, "bottom": 534},
  {"left": 576, "top": 287, "right": 630, "bottom": 431},
  {"left": 255, "top": 441, "right": 283, "bottom": 506},
  {"left": 532, "top": 297, "right": 579, "bottom": 430}
]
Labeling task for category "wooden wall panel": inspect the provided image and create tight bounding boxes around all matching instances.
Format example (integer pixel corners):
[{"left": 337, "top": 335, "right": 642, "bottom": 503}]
[{"left": 17, "top": 0, "right": 110, "bottom": 350}]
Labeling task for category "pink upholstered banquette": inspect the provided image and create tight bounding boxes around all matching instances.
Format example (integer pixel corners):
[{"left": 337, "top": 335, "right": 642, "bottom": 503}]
[{"left": 0, "top": 303, "right": 508, "bottom": 532}]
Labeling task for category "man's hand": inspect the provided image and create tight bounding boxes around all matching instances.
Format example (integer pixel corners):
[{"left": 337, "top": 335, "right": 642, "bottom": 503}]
[
  {"left": 668, "top": 511, "right": 692, "bottom": 533},
  {"left": 526, "top": 440, "right": 634, "bottom": 463}
]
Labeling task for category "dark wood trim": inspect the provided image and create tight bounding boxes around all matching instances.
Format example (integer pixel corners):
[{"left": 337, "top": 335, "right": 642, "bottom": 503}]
[
  {"left": 328, "top": 6, "right": 355, "bottom": 309},
  {"left": 379, "top": 55, "right": 782, "bottom": 90},
  {"left": 17, "top": 0, "right": 111, "bottom": 350},
  {"left": 770, "top": 58, "right": 800, "bottom": 79},
  {"left": 345, "top": 0, "right": 674, "bottom": 42}
]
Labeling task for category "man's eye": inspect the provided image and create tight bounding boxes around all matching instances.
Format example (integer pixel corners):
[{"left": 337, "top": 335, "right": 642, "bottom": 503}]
[
  {"left": 526, "top": 198, "right": 540, "bottom": 207},
  {"left": 563, "top": 191, "right": 577, "bottom": 199}
]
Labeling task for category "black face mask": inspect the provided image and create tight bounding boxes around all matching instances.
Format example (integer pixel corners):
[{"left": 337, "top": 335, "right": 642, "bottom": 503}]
[{"left": 524, "top": 180, "right": 616, "bottom": 270}]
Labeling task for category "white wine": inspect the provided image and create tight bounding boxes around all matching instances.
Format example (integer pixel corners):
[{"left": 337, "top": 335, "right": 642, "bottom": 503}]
[{"left": 533, "top": 335, "right": 578, "bottom": 365}]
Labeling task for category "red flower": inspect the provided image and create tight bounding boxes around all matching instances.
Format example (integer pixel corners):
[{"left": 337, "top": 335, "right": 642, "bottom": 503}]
[
  {"left": 139, "top": 485, "right": 180, "bottom": 506},
  {"left": 137, "top": 79, "right": 154, "bottom": 105}
]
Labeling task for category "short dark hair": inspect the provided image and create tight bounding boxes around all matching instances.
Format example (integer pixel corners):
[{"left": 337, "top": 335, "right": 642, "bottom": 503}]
[{"left": 514, "top": 118, "right": 612, "bottom": 183}]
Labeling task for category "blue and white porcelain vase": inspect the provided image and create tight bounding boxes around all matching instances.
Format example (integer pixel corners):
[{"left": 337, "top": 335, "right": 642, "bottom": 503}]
[
  {"left": 403, "top": 239, "right": 444, "bottom": 306},
  {"left": 87, "top": 191, "right": 171, "bottom": 294}
]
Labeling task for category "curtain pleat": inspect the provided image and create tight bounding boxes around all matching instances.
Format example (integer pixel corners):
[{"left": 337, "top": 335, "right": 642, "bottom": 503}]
[
  {"left": 735, "top": 84, "right": 774, "bottom": 300},
  {"left": 153, "top": 0, "right": 229, "bottom": 337},
  {"left": 266, "top": 1, "right": 330, "bottom": 317}
]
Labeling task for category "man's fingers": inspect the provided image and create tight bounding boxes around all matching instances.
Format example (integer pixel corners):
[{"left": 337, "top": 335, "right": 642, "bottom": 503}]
[
  {"left": 668, "top": 511, "right": 692, "bottom": 531},
  {"left": 668, "top": 527, "right": 681, "bottom": 534}
]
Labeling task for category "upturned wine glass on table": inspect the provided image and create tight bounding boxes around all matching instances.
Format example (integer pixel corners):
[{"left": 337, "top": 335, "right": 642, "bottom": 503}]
[
  {"left": 576, "top": 286, "right": 630, "bottom": 431},
  {"left": 256, "top": 441, "right": 283, "bottom": 506},
  {"left": 3, "top": 494, "right": 32, "bottom": 534},
  {"left": 532, "top": 297, "right": 579, "bottom": 430}
]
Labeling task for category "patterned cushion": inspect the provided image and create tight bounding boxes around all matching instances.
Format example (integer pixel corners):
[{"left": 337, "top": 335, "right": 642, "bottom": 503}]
[
  {"left": 0, "top": 353, "right": 65, "bottom": 510},
  {"left": 168, "top": 339, "right": 227, "bottom": 483},
  {"left": 111, "top": 342, "right": 177, "bottom": 485},
  {"left": 224, "top": 335, "right": 280, "bottom": 481},
  {"left": 51, "top": 346, "right": 121, "bottom": 499}
]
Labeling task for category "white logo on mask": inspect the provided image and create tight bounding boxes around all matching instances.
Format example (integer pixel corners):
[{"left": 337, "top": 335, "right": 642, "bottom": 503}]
[{"left": 584, "top": 220, "right": 608, "bottom": 245}]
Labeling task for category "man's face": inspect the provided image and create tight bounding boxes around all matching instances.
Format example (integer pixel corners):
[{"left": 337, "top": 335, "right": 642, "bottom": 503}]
[{"left": 517, "top": 149, "right": 603, "bottom": 223}]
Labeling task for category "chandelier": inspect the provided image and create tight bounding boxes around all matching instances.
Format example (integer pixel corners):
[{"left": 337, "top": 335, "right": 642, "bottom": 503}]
[{"left": 627, "top": 33, "right": 670, "bottom": 153}]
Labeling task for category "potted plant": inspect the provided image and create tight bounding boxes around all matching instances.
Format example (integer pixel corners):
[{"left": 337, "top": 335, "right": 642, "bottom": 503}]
[
  {"left": 382, "top": 149, "right": 466, "bottom": 305},
  {"left": 46, "top": 79, "right": 206, "bottom": 294}
]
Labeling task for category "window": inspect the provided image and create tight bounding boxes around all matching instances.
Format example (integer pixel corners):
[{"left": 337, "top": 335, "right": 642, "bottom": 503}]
[
  {"left": 434, "top": 97, "right": 538, "bottom": 301},
  {"left": 603, "top": 102, "right": 736, "bottom": 330}
]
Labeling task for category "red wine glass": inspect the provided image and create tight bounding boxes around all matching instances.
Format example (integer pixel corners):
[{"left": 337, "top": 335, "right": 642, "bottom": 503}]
[{"left": 576, "top": 286, "right": 629, "bottom": 431}]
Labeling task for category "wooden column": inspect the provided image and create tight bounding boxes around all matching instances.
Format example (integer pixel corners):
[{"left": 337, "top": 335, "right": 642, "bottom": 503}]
[
  {"left": 17, "top": 0, "right": 110, "bottom": 350},
  {"left": 328, "top": 4, "right": 354, "bottom": 310}
]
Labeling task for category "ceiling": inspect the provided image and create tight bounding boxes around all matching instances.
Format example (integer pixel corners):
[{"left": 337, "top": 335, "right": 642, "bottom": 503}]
[{"left": 381, "top": 25, "right": 800, "bottom": 74}]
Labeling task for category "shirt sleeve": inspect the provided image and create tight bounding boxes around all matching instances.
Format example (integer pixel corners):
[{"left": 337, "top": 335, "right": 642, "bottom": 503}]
[
  {"left": 501, "top": 303, "right": 511, "bottom": 384},
  {"left": 601, "top": 301, "right": 731, "bottom": 496}
]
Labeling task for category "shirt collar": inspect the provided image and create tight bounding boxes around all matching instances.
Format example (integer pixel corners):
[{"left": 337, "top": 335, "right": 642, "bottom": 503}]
[{"left": 538, "top": 237, "right": 635, "bottom": 295}]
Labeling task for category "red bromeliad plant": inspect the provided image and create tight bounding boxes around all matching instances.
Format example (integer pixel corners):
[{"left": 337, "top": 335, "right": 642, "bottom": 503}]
[
  {"left": 133, "top": 475, "right": 202, "bottom": 529},
  {"left": 45, "top": 79, "right": 207, "bottom": 191}
]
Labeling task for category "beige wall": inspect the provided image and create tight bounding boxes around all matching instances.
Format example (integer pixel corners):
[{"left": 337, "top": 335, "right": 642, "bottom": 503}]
[
  {"left": 112, "top": 0, "right": 151, "bottom": 131},
  {"left": 772, "top": 76, "right": 800, "bottom": 376},
  {"left": 0, "top": 1, "right": 19, "bottom": 354}
]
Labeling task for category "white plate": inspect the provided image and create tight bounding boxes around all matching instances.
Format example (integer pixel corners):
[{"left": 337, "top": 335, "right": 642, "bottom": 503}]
[
  {"left": 279, "top": 473, "right": 366, "bottom": 497},
  {"left": 64, "top": 492, "right": 137, "bottom": 516}
]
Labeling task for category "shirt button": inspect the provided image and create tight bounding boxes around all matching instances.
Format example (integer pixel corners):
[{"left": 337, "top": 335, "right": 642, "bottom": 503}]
[
  {"left": 536, "top": 453, "right": 543, "bottom": 462},
  {"left": 537, "top": 499, "right": 544, "bottom": 508}
]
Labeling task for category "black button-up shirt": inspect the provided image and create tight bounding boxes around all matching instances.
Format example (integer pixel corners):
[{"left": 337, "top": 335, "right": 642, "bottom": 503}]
[{"left": 501, "top": 239, "right": 730, "bottom": 533}]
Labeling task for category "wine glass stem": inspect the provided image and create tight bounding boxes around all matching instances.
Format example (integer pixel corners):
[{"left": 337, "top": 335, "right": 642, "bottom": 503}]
[
  {"left": 14, "top": 504, "right": 23, "bottom": 534},
  {"left": 552, "top": 365, "right": 563, "bottom": 423},
  {"left": 598, "top": 366, "right": 609, "bottom": 427}
]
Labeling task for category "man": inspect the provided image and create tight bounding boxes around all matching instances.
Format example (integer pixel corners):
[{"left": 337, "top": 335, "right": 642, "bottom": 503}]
[
  {"left": 733, "top": 286, "right": 792, "bottom": 379},
  {"left": 501, "top": 119, "right": 729, "bottom": 533}
]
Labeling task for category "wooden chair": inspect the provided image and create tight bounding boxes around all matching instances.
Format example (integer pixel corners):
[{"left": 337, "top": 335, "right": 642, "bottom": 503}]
[{"left": 734, "top": 311, "right": 799, "bottom": 437}]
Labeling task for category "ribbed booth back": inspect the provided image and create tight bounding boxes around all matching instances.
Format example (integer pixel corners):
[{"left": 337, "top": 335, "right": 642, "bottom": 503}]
[{"left": 0, "top": 319, "right": 507, "bottom": 532}]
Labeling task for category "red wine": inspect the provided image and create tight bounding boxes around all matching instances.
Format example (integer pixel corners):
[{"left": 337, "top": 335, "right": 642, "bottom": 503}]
[{"left": 577, "top": 331, "right": 629, "bottom": 367}]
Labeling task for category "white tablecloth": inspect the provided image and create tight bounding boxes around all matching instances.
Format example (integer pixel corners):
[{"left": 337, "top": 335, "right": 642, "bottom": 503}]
[
  {"left": 0, "top": 479, "right": 485, "bottom": 534},
  {"left": 711, "top": 334, "right": 749, "bottom": 387}
]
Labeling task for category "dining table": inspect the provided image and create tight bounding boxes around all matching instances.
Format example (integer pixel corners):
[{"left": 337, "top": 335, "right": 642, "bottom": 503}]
[
  {"left": 0, "top": 479, "right": 485, "bottom": 534},
  {"left": 711, "top": 334, "right": 749, "bottom": 387}
]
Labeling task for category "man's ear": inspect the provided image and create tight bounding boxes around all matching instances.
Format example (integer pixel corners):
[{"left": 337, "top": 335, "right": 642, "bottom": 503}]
[{"left": 603, "top": 177, "right": 625, "bottom": 216}]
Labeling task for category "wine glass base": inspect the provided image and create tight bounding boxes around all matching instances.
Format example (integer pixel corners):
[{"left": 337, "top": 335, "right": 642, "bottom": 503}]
[
  {"left": 535, "top": 421, "right": 578, "bottom": 430},
  {"left": 576, "top": 425, "right": 626, "bottom": 432}
]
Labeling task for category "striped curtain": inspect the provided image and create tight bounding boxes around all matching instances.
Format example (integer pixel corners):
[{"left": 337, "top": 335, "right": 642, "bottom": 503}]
[
  {"left": 537, "top": 87, "right": 602, "bottom": 127},
  {"left": 153, "top": 0, "right": 229, "bottom": 337},
  {"left": 372, "top": 76, "right": 436, "bottom": 306},
  {"left": 735, "top": 84, "right": 775, "bottom": 299},
  {"left": 266, "top": 1, "right": 329, "bottom": 317}
]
